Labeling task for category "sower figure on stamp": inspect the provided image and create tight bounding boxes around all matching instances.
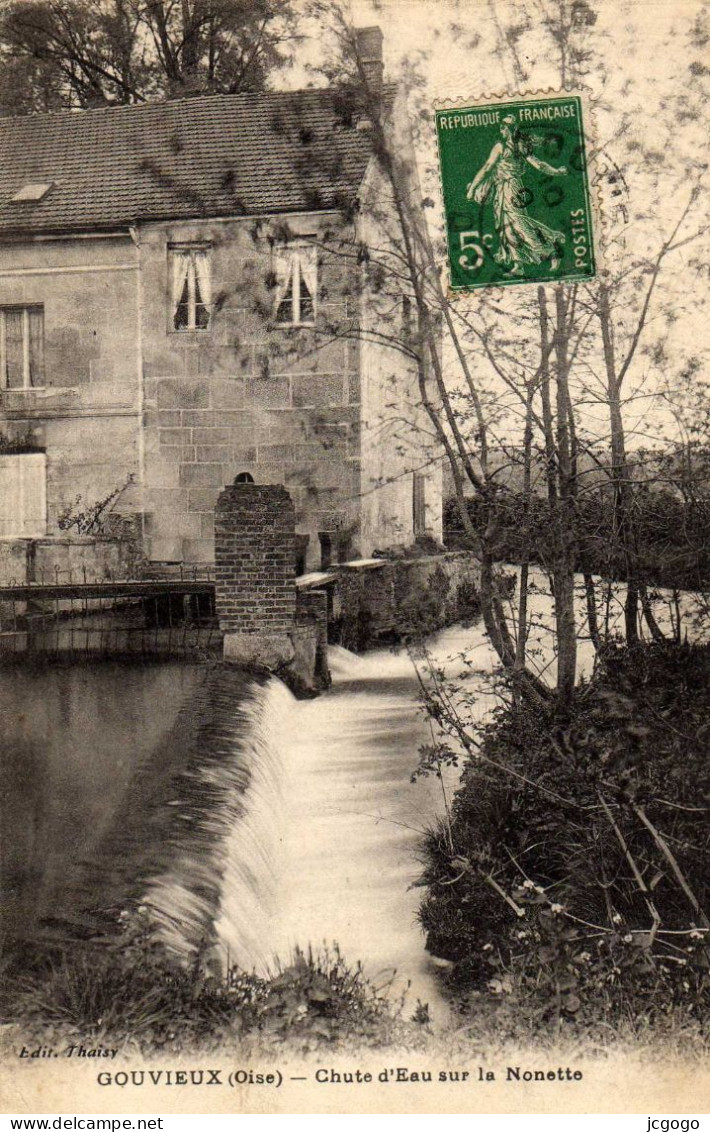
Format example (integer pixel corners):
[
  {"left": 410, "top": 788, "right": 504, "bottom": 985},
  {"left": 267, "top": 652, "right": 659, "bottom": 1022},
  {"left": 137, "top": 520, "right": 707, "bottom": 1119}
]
[{"left": 466, "top": 114, "right": 568, "bottom": 275}]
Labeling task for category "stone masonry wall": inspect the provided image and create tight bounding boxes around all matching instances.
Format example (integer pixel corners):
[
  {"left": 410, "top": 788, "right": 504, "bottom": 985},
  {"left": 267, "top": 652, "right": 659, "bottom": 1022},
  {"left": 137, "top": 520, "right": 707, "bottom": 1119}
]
[
  {"left": 333, "top": 551, "right": 482, "bottom": 651},
  {"left": 295, "top": 587, "right": 330, "bottom": 688},
  {"left": 140, "top": 217, "right": 362, "bottom": 568},
  {"left": 0, "top": 535, "right": 141, "bottom": 587},
  {"left": 0, "top": 237, "right": 142, "bottom": 534},
  {"left": 214, "top": 483, "right": 296, "bottom": 635}
]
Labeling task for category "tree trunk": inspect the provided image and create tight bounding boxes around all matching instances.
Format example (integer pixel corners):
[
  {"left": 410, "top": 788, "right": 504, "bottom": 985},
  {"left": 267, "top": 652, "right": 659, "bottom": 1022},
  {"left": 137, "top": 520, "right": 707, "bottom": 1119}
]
[
  {"left": 583, "top": 572, "right": 602, "bottom": 652},
  {"left": 513, "top": 388, "right": 535, "bottom": 701},
  {"left": 598, "top": 283, "right": 640, "bottom": 646},
  {"left": 538, "top": 287, "right": 558, "bottom": 509},
  {"left": 552, "top": 287, "right": 578, "bottom": 707}
]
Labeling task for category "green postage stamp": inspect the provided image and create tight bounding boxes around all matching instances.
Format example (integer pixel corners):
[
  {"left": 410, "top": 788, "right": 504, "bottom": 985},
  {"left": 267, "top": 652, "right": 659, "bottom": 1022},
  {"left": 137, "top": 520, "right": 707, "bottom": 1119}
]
[{"left": 435, "top": 94, "right": 596, "bottom": 291}]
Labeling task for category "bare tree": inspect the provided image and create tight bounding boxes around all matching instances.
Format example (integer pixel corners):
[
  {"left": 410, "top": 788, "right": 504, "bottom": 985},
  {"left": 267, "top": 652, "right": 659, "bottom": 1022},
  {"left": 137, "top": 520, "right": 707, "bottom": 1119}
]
[
  {"left": 303, "top": 0, "right": 709, "bottom": 714},
  {"left": 0, "top": 0, "right": 299, "bottom": 112}
]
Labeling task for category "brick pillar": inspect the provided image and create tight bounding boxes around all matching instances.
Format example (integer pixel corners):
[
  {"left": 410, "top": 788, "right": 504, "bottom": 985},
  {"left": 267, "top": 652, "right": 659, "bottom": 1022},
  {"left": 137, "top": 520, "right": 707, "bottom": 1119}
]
[{"left": 215, "top": 483, "right": 297, "bottom": 669}]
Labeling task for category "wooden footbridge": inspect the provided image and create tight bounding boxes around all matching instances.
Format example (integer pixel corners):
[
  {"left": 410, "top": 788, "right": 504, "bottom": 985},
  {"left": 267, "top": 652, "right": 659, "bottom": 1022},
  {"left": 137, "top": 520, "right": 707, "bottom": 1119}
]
[{"left": 0, "top": 570, "right": 219, "bottom": 659}]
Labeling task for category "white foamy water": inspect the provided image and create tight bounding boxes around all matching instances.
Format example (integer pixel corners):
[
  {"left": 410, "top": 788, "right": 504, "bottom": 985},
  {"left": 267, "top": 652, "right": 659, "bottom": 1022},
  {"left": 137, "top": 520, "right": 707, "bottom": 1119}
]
[
  {"left": 212, "top": 572, "right": 702, "bottom": 987},
  {"left": 169, "top": 566, "right": 709, "bottom": 1021},
  {"left": 213, "top": 627, "right": 495, "bottom": 1020},
  {"left": 143, "top": 675, "right": 295, "bottom": 972},
  {"left": 211, "top": 679, "right": 295, "bottom": 971}
]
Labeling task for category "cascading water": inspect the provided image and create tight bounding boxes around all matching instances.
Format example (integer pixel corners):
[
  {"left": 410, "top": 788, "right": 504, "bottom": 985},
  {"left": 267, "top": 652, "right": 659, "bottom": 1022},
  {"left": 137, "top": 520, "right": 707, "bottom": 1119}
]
[
  {"left": 3, "top": 616, "right": 495, "bottom": 1023},
  {"left": 8, "top": 567, "right": 708, "bottom": 1030},
  {"left": 142, "top": 675, "right": 296, "bottom": 973},
  {"left": 139, "top": 567, "right": 710, "bottom": 1000},
  {"left": 209, "top": 678, "right": 296, "bottom": 972},
  {"left": 206, "top": 628, "right": 498, "bottom": 1018}
]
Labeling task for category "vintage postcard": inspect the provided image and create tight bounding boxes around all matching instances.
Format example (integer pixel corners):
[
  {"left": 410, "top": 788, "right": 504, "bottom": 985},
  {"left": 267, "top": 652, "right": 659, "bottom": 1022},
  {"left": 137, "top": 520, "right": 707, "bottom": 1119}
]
[{"left": 0, "top": 0, "right": 709, "bottom": 1119}]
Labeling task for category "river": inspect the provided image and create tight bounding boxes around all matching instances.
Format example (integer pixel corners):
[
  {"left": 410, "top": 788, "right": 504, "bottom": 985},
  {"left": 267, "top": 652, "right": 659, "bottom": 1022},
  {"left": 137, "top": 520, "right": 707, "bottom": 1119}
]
[
  {"left": 214, "top": 631, "right": 498, "bottom": 1017},
  {"left": 0, "top": 626, "right": 497, "bottom": 1022},
  {"left": 4, "top": 567, "right": 697, "bottom": 1023}
]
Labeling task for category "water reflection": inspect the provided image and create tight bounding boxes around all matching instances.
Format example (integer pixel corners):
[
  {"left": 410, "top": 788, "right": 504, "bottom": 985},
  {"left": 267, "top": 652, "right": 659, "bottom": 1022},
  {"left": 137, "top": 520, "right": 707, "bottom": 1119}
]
[{"left": 0, "top": 660, "right": 206, "bottom": 949}]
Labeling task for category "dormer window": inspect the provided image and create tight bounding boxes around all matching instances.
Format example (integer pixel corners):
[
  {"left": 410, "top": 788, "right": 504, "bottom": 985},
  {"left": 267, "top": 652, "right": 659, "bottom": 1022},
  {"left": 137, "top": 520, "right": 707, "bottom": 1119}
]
[
  {"left": 11, "top": 182, "right": 53, "bottom": 202},
  {"left": 170, "top": 245, "right": 211, "bottom": 331},
  {"left": 273, "top": 243, "right": 316, "bottom": 326}
]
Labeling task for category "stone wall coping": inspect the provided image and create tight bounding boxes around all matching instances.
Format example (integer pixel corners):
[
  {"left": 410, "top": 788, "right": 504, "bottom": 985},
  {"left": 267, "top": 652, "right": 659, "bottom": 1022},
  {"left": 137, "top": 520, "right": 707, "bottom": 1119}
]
[
  {"left": 296, "top": 571, "right": 338, "bottom": 588},
  {"left": 341, "top": 550, "right": 477, "bottom": 569},
  {"left": 0, "top": 535, "right": 124, "bottom": 547},
  {"left": 338, "top": 558, "right": 388, "bottom": 571}
]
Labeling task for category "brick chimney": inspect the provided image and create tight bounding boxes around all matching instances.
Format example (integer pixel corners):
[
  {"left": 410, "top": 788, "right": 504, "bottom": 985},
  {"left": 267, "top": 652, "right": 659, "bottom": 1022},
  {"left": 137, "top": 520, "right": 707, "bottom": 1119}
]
[{"left": 355, "top": 26, "right": 384, "bottom": 93}]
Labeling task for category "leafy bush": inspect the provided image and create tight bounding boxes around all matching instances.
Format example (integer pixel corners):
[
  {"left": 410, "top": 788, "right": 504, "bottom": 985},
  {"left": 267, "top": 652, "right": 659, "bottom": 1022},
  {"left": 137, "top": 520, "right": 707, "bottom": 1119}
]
[
  {"left": 394, "top": 563, "right": 452, "bottom": 641},
  {"left": 418, "top": 642, "right": 710, "bottom": 1040},
  {"left": 444, "top": 486, "right": 710, "bottom": 590},
  {"left": 57, "top": 476, "right": 134, "bottom": 536}
]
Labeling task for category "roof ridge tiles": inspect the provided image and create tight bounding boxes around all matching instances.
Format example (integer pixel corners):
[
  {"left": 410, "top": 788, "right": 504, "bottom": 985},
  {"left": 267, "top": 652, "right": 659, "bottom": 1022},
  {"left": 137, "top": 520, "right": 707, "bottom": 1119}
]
[{"left": 0, "top": 81, "right": 396, "bottom": 126}]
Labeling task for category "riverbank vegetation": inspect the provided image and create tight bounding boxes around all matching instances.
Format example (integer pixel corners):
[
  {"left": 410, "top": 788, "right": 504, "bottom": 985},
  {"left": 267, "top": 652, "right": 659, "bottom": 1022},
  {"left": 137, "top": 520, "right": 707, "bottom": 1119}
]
[
  {"left": 1, "top": 931, "right": 419, "bottom": 1054},
  {"left": 313, "top": 0, "right": 710, "bottom": 1048},
  {"left": 444, "top": 460, "right": 710, "bottom": 595},
  {"left": 417, "top": 642, "right": 710, "bottom": 1045}
]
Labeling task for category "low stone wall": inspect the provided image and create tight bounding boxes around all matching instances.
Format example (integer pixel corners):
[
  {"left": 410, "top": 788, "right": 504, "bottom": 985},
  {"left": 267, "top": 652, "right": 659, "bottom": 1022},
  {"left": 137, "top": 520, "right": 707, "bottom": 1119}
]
[
  {"left": 332, "top": 552, "right": 481, "bottom": 651},
  {"left": 294, "top": 588, "right": 330, "bottom": 691},
  {"left": 0, "top": 536, "right": 138, "bottom": 586}
]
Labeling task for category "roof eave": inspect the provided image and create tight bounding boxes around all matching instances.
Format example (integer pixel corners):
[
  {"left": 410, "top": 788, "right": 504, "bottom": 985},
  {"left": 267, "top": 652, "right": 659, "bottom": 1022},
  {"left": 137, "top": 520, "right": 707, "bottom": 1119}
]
[
  {"left": 0, "top": 196, "right": 365, "bottom": 241},
  {"left": 0, "top": 222, "right": 134, "bottom": 243}
]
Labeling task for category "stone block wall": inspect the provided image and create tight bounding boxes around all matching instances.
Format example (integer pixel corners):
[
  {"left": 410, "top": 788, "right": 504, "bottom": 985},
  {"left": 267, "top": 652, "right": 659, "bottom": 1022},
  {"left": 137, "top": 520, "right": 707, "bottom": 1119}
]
[
  {"left": 0, "top": 535, "right": 139, "bottom": 586},
  {"left": 332, "top": 552, "right": 482, "bottom": 651},
  {"left": 0, "top": 540, "right": 29, "bottom": 586},
  {"left": 140, "top": 218, "right": 362, "bottom": 568},
  {"left": 295, "top": 587, "right": 330, "bottom": 689},
  {"left": 357, "top": 159, "right": 443, "bottom": 555},
  {"left": 0, "top": 212, "right": 441, "bottom": 571},
  {"left": 0, "top": 236, "right": 142, "bottom": 535}
]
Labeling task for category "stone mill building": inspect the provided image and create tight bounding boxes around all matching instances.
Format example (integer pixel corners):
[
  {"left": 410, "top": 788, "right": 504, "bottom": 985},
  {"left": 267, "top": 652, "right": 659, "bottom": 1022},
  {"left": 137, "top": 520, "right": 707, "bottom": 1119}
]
[{"left": 0, "top": 27, "right": 442, "bottom": 580}]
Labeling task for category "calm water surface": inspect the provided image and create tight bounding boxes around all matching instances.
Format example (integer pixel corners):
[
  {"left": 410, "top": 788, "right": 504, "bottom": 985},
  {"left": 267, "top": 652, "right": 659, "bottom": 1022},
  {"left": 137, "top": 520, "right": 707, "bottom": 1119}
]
[{"left": 0, "top": 661, "right": 206, "bottom": 948}]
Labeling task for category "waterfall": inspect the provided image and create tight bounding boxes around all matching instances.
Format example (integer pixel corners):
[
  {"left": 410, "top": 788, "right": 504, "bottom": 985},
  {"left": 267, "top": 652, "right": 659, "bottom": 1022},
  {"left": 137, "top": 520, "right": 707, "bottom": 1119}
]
[
  {"left": 211, "top": 678, "right": 296, "bottom": 973},
  {"left": 141, "top": 626, "right": 495, "bottom": 1015},
  {"left": 142, "top": 673, "right": 296, "bottom": 974}
]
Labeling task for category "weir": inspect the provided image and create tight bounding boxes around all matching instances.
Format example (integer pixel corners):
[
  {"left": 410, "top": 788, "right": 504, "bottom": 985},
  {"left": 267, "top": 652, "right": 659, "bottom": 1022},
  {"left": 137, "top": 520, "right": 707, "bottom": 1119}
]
[
  {"left": 139, "top": 625, "right": 497, "bottom": 1016},
  {"left": 2, "top": 480, "right": 486, "bottom": 1024},
  {"left": 6, "top": 560, "right": 708, "bottom": 1038},
  {"left": 1, "top": 579, "right": 491, "bottom": 1024}
]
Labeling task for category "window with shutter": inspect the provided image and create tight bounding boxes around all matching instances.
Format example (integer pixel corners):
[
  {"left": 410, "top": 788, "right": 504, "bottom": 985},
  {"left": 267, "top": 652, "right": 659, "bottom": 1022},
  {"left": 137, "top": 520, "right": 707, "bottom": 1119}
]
[
  {"left": 0, "top": 453, "right": 46, "bottom": 537},
  {"left": 0, "top": 306, "right": 44, "bottom": 389}
]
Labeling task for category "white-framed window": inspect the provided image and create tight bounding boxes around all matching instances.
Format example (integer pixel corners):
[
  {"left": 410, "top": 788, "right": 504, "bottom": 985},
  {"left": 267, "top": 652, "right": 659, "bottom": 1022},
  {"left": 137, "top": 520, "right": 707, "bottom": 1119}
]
[
  {"left": 170, "top": 245, "right": 211, "bottom": 331},
  {"left": 273, "top": 243, "right": 317, "bottom": 326},
  {"left": 0, "top": 306, "right": 44, "bottom": 389},
  {"left": 0, "top": 452, "right": 46, "bottom": 537}
]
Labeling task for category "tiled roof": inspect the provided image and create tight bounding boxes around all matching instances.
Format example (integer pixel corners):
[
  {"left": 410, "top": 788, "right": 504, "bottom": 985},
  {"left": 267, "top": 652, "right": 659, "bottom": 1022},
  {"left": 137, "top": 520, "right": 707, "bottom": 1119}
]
[{"left": 0, "top": 87, "right": 386, "bottom": 236}]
